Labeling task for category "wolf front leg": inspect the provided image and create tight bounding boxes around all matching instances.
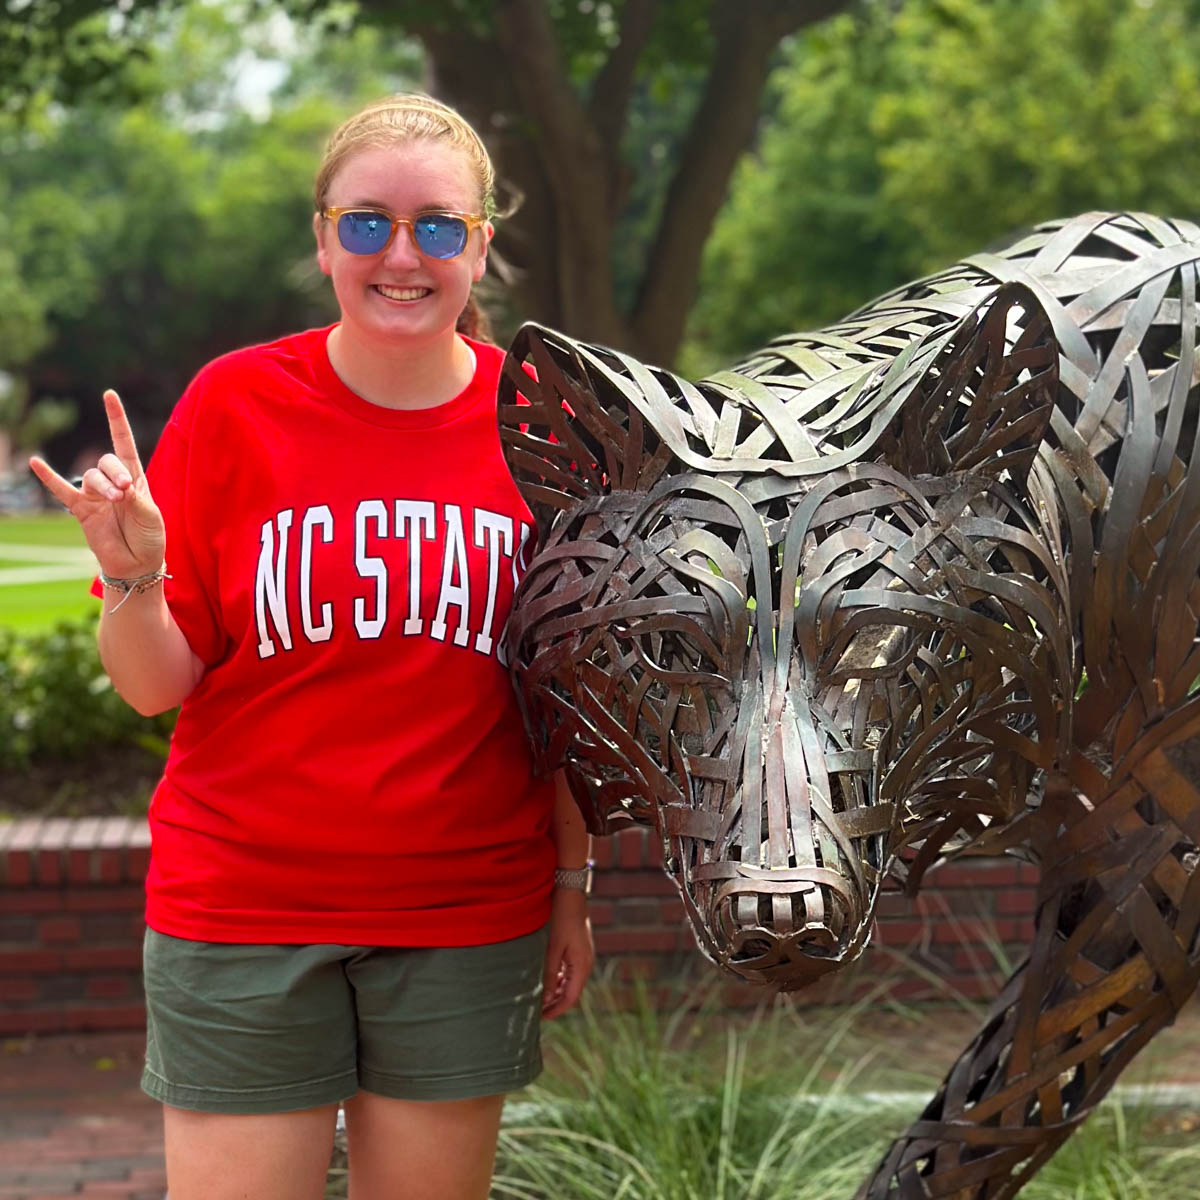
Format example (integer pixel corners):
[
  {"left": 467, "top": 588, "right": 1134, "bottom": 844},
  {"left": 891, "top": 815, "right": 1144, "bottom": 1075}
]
[{"left": 858, "top": 743, "right": 1200, "bottom": 1199}]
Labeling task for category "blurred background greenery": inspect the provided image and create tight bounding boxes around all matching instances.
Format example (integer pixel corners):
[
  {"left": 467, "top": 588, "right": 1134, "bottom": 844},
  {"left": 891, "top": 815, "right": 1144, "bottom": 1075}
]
[{"left": 2, "top": 0, "right": 1199, "bottom": 489}]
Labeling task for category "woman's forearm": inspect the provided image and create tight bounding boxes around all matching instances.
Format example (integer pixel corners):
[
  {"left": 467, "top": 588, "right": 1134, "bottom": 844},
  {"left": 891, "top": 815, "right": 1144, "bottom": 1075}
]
[
  {"left": 550, "top": 770, "right": 591, "bottom": 868},
  {"left": 97, "top": 586, "right": 205, "bottom": 716}
]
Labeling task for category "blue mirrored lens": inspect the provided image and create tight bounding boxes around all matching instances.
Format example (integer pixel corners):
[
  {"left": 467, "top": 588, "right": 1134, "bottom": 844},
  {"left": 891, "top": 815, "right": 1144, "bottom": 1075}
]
[
  {"left": 412, "top": 215, "right": 469, "bottom": 259},
  {"left": 337, "top": 212, "right": 392, "bottom": 255}
]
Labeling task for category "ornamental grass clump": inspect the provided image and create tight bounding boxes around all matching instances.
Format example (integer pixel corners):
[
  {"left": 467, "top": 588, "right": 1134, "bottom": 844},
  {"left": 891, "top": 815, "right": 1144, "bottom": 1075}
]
[
  {"left": 483, "top": 976, "right": 1200, "bottom": 1200},
  {"left": 1021, "top": 1100, "right": 1200, "bottom": 1200},
  {"left": 490, "top": 982, "right": 900, "bottom": 1200}
]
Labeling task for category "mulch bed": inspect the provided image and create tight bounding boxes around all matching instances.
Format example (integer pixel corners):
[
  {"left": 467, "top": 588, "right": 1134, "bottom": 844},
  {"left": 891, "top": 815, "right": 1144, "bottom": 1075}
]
[{"left": 1, "top": 745, "right": 160, "bottom": 819}]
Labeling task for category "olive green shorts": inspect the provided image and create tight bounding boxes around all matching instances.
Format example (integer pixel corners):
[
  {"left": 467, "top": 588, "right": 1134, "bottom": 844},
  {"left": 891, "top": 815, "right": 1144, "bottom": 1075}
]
[{"left": 141, "top": 925, "right": 548, "bottom": 1114}]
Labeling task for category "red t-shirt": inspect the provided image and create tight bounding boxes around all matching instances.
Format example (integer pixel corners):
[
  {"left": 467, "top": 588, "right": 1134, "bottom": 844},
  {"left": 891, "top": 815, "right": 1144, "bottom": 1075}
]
[{"left": 131, "top": 327, "right": 556, "bottom": 945}]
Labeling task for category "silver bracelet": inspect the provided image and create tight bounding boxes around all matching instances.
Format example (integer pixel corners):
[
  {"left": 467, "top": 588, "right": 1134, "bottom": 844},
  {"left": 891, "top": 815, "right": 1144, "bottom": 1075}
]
[
  {"left": 554, "top": 861, "right": 594, "bottom": 894},
  {"left": 98, "top": 564, "right": 171, "bottom": 613}
]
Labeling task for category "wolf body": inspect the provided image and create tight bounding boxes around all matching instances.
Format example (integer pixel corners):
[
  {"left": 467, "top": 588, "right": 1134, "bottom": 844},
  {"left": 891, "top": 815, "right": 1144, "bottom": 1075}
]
[{"left": 500, "top": 212, "right": 1200, "bottom": 1197}]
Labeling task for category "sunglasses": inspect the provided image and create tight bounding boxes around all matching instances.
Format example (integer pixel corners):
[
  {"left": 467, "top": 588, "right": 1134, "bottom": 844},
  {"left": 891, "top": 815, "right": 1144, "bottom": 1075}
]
[{"left": 322, "top": 207, "right": 486, "bottom": 260}]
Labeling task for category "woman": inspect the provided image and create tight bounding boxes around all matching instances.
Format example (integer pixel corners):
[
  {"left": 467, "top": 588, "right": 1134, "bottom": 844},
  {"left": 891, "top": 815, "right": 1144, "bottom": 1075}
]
[{"left": 31, "top": 94, "right": 593, "bottom": 1200}]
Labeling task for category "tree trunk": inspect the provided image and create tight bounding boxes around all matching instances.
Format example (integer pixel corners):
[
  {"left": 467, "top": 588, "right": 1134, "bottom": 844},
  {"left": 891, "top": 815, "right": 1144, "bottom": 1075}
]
[
  {"left": 415, "top": 1, "right": 853, "bottom": 366},
  {"left": 629, "top": 5, "right": 793, "bottom": 364},
  {"left": 418, "top": 27, "right": 564, "bottom": 329}
]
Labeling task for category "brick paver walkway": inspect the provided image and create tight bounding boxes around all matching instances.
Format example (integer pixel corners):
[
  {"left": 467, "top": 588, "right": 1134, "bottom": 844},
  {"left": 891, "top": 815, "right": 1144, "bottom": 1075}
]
[{"left": 0, "top": 1032, "right": 163, "bottom": 1200}]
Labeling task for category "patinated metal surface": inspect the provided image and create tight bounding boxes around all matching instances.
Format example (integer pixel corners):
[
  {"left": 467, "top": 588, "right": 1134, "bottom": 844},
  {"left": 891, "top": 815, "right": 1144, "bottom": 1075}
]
[{"left": 498, "top": 211, "right": 1200, "bottom": 1197}]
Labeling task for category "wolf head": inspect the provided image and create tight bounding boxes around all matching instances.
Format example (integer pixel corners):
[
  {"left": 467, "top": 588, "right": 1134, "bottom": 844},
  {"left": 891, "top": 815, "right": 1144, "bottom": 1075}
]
[{"left": 499, "top": 281, "right": 1072, "bottom": 989}]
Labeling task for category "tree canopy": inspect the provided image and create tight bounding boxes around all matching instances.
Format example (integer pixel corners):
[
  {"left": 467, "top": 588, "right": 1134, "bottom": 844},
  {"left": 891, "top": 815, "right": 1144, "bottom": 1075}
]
[
  {"left": 7, "top": 0, "right": 1200, "bottom": 466},
  {"left": 0, "top": 1, "right": 420, "bottom": 462},
  {"left": 686, "top": 0, "right": 1200, "bottom": 369},
  {"left": 4, "top": 0, "right": 855, "bottom": 367}
]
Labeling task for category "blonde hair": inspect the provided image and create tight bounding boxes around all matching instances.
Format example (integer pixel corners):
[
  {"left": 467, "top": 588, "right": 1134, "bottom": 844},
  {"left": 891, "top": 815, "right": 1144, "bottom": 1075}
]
[{"left": 314, "top": 93, "right": 496, "bottom": 219}]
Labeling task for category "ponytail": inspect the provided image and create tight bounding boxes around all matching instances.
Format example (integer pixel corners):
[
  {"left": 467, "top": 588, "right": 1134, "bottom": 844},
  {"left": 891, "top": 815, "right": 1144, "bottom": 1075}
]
[{"left": 456, "top": 294, "right": 495, "bottom": 344}]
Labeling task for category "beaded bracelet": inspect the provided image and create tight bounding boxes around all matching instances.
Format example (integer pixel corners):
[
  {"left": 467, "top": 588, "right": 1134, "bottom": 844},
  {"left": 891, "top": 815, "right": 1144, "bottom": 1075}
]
[{"left": 98, "top": 564, "right": 171, "bottom": 613}]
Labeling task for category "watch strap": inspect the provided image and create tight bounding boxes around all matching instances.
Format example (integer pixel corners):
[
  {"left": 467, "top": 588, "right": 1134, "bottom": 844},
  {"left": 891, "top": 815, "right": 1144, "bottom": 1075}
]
[{"left": 553, "top": 862, "right": 594, "bottom": 893}]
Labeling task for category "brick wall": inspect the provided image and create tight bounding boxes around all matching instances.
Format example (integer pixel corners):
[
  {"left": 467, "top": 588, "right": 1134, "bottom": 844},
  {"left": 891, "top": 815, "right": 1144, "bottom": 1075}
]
[
  {"left": 590, "top": 826, "right": 1038, "bottom": 1007},
  {"left": 0, "top": 817, "right": 1039, "bottom": 1035},
  {"left": 0, "top": 818, "right": 148, "bottom": 1034}
]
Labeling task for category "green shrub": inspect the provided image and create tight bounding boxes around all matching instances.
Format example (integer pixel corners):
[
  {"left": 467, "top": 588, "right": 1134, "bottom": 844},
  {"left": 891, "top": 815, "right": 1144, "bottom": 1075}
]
[{"left": 0, "top": 614, "right": 175, "bottom": 771}]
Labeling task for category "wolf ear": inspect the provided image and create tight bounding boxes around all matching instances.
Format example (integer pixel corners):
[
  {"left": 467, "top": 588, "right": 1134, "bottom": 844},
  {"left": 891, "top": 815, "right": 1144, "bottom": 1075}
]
[
  {"left": 879, "top": 281, "right": 1059, "bottom": 488},
  {"left": 497, "top": 283, "right": 1061, "bottom": 543},
  {"left": 497, "top": 324, "right": 700, "bottom": 543}
]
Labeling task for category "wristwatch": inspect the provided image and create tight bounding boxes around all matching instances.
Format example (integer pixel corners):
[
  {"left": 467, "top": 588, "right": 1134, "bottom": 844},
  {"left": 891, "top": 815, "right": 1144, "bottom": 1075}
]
[{"left": 554, "top": 861, "right": 594, "bottom": 893}]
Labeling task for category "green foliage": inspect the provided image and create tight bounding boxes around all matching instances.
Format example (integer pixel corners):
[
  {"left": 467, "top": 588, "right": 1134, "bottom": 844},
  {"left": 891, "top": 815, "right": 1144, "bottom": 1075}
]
[
  {"left": 5, "top": 0, "right": 721, "bottom": 122},
  {"left": 685, "top": 0, "right": 1200, "bottom": 371},
  {"left": 13, "top": 397, "right": 78, "bottom": 449},
  {"left": 0, "top": 615, "right": 175, "bottom": 771},
  {"left": 491, "top": 986, "right": 893, "bottom": 1200},
  {"left": 0, "top": 0, "right": 154, "bottom": 118},
  {"left": 1, "top": 0, "right": 423, "bottom": 460},
  {"left": 684, "top": 12, "right": 899, "bottom": 370},
  {"left": 0, "top": 383, "right": 78, "bottom": 462},
  {"left": 1021, "top": 1102, "right": 1200, "bottom": 1199},
  {"left": 872, "top": 0, "right": 1200, "bottom": 262},
  {"left": 0, "top": 243, "right": 51, "bottom": 369},
  {"left": 549, "top": 0, "right": 715, "bottom": 85},
  {"left": 611, "top": 66, "right": 708, "bottom": 315},
  {"left": 313, "top": 0, "right": 716, "bottom": 84},
  {"left": 481, "top": 983, "right": 1200, "bottom": 1199},
  {"left": 3, "top": 1, "right": 819, "bottom": 365}
]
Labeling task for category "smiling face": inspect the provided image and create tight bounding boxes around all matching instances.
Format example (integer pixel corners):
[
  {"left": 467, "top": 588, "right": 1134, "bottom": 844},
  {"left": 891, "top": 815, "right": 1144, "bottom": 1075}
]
[{"left": 314, "top": 139, "right": 492, "bottom": 348}]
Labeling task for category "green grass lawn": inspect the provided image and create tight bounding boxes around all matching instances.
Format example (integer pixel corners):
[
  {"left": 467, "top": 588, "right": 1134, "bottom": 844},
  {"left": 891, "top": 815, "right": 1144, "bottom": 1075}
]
[
  {"left": 0, "top": 580, "right": 99, "bottom": 631},
  {"left": 0, "top": 514, "right": 89, "bottom": 547},
  {"left": 0, "top": 514, "right": 97, "bottom": 632}
]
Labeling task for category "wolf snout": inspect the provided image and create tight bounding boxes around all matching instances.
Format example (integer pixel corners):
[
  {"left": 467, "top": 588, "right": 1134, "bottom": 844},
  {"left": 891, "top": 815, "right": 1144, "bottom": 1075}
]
[{"left": 702, "top": 862, "right": 870, "bottom": 987}]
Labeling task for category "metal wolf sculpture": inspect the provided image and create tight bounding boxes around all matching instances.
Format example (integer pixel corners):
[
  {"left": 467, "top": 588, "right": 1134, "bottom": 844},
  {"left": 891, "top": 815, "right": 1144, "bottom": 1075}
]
[{"left": 498, "top": 212, "right": 1200, "bottom": 1198}]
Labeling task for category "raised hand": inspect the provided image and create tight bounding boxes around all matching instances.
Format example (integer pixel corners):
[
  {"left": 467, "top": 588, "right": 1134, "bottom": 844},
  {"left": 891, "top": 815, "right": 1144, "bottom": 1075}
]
[{"left": 28, "top": 389, "right": 166, "bottom": 580}]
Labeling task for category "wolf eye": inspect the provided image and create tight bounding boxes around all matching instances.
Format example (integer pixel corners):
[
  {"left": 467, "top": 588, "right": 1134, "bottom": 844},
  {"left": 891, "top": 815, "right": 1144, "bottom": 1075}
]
[{"left": 616, "top": 615, "right": 726, "bottom": 683}]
